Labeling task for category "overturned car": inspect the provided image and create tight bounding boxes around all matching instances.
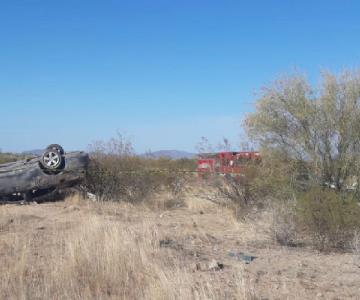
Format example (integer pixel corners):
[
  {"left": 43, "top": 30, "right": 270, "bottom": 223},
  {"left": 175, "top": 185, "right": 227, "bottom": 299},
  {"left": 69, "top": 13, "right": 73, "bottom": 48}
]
[{"left": 0, "top": 144, "right": 89, "bottom": 202}]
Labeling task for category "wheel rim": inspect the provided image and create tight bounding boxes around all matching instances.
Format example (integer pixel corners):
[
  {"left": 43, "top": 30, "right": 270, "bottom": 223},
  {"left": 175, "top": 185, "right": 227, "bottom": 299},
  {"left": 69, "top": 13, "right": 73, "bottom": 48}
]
[{"left": 43, "top": 151, "right": 61, "bottom": 168}]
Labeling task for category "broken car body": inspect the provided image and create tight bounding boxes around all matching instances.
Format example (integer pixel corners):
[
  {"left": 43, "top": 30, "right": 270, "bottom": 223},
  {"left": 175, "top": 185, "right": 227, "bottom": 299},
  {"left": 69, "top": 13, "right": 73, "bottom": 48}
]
[{"left": 0, "top": 144, "right": 89, "bottom": 201}]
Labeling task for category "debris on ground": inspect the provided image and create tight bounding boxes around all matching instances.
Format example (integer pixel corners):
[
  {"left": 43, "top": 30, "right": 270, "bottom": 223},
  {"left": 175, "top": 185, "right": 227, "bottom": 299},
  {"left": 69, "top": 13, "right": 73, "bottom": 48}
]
[
  {"left": 87, "top": 192, "right": 97, "bottom": 201},
  {"left": 208, "top": 259, "right": 224, "bottom": 271},
  {"left": 228, "top": 251, "right": 257, "bottom": 264}
]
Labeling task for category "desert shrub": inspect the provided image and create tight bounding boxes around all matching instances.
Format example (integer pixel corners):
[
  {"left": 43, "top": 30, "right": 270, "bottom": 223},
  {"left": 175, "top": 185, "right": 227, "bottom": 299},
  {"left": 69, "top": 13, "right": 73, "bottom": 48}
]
[
  {"left": 210, "top": 162, "right": 265, "bottom": 219},
  {"left": 244, "top": 142, "right": 360, "bottom": 252},
  {"left": 243, "top": 69, "right": 360, "bottom": 251},
  {"left": 212, "top": 152, "right": 305, "bottom": 219},
  {"left": 220, "top": 167, "right": 257, "bottom": 204},
  {"left": 86, "top": 154, "right": 192, "bottom": 203},
  {"left": 86, "top": 156, "right": 162, "bottom": 202},
  {"left": 271, "top": 199, "right": 299, "bottom": 247},
  {"left": 215, "top": 149, "right": 306, "bottom": 210},
  {"left": 268, "top": 186, "right": 360, "bottom": 251},
  {"left": 295, "top": 187, "right": 360, "bottom": 251},
  {"left": 85, "top": 134, "right": 193, "bottom": 202},
  {"left": 144, "top": 156, "right": 197, "bottom": 171},
  {"left": 0, "top": 152, "right": 23, "bottom": 164},
  {"left": 255, "top": 149, "right": 313, "bottom": 195}
]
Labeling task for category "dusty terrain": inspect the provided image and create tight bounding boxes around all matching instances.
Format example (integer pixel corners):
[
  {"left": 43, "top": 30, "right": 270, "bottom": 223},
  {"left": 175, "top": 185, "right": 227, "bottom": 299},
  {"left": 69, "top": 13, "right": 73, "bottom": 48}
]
[{"left": 0, "top": 192, "right": 359, "bottom": 299}]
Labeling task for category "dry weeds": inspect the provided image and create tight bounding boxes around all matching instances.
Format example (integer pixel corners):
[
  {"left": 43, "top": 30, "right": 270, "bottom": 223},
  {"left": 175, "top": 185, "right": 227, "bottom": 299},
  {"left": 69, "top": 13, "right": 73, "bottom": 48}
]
[
  {"left": 0, "top": 193, "right": 359, "bottom": 299},
  {"left": 0, "top": 195, "right": 249, "bottom": 300}
]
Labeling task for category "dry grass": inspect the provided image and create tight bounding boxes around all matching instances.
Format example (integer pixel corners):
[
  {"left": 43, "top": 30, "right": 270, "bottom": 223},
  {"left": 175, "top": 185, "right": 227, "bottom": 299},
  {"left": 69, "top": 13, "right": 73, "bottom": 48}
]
[
  {"left": 1, "top": 192, "right": 359, "bottom": 299},
  {"left": 0, "top": 195, "right": 250, "bottom": 300}
]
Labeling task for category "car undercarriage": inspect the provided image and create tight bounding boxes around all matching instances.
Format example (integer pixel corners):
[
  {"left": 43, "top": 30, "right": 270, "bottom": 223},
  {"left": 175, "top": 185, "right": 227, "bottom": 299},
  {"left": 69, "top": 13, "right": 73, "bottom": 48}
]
[{"left": 0, "top": 144, "right": 89, "bottom": 202}]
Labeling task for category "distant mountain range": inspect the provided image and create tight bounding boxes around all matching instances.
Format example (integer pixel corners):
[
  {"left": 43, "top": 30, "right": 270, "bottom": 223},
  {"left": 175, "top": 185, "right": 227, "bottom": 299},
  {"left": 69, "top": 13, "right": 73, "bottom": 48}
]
[
  {"left": 22, "top": 149, "right": 196, "bottom": 160},
  {"left": 140, "top": 150, "right": 196, "bottom": 159},
  {"left": 22, "top": 149, "right": 43, "bottom": 156}
]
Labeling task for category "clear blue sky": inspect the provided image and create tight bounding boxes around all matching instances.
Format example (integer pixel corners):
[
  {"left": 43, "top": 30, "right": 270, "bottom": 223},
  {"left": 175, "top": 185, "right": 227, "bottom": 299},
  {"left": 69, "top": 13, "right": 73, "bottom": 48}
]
[{"left": 1, "top": 1, "right": 360, "bottom": 153}]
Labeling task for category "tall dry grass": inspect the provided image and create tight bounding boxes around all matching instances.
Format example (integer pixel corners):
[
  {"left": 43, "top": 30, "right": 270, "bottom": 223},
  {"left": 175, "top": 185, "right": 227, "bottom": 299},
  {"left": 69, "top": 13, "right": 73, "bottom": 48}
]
[{"left": 0, "top": 200, "right": 250, "bottom": 300}]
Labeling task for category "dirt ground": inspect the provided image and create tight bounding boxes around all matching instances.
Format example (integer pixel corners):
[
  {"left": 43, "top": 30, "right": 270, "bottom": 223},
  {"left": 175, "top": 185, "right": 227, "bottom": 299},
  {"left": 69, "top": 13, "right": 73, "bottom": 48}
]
[{"left": 0, "top": 193, "right": 359, "bottom": 299}]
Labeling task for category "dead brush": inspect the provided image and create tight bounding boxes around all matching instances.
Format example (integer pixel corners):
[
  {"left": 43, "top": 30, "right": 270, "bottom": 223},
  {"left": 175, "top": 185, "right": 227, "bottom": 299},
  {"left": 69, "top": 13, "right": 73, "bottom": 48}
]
[
  {"left": 0, "top": 205, "right": 253, "bottom": 300},
  {"left": 86, "top": 133, "right": 196, "bottom": 203},
  {"left": 207, "top": 163, "right": 264, "bottom": 219},
  {"left": 270, "top": 199, "right": 298, "bottom": 247}
]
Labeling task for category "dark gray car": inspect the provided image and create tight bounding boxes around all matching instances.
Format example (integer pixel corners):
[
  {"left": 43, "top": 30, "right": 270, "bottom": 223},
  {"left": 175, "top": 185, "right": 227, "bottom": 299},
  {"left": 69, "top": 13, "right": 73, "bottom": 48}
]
[{"left": 0, "top": 144, "right": 89, "bottom": 202}]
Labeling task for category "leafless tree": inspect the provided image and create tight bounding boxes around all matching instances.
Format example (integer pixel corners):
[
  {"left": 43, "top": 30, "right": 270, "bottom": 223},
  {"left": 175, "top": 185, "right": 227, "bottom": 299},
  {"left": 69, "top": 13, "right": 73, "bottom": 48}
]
[{"left": 196, "top": 136, "right": 214, "bottom": 153}]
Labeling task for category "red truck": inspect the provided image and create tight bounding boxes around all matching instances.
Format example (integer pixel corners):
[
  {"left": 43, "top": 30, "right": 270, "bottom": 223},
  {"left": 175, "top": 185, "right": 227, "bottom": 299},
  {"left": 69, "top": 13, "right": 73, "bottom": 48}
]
[{"left": 197, "top": 151, "right": 260, "bottom": 175}]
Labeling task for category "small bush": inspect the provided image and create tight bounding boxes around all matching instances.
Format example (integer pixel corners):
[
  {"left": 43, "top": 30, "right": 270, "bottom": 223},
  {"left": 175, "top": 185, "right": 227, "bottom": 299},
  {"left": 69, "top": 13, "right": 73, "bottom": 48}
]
[
  {"left": 257, "top": 154, "right": 360, "bottom": 252},
  {"left": 271, "top": 199, "right": 298, "bottom": 247},
  {"left": 212, "top": 163, "right": 264, "bottom": 219},
  {"left": 296, "top": 187, "right": 360, "bottom": 251}
]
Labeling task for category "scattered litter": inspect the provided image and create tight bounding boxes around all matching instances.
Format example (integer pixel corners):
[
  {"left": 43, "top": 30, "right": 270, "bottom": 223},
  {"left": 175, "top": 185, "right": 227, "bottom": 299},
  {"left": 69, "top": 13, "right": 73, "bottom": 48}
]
[
  {"left": 87, "top": 192, "right": 97, "bottom": 201},
  {"left": 208, "top": 259, "right": 224, "bottom": 271},
  {"left": 191, "top": 260, "right": 224, "bottom": 272},
  {"left": 228, "top": 251, "right": 257, "bottom": 264}
]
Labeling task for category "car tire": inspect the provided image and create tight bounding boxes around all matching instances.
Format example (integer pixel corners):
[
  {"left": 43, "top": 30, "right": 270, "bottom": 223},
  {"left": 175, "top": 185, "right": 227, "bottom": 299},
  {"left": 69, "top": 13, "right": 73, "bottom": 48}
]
[
  {"left": 41, "top": 150, "right": 64, "bottom": 170},
  {"left": 46, "top": 144, "right": 65, "bottom": 155}
]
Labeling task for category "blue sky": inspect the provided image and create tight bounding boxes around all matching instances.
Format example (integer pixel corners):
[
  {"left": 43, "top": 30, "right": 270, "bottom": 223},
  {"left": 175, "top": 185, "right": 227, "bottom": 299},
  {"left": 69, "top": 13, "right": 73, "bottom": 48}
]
[{"left": 1, "top": 1, "right": 360, "bottom": 153}]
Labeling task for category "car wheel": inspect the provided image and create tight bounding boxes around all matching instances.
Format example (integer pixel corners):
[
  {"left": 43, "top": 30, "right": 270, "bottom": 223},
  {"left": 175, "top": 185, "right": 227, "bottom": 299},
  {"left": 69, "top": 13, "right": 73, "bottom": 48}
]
[
  {"left": 41, "top": 150, "right": 64, "bottom": 170},
  {"left": 46, "top": 144, "right": 65, "bottom": 155}
]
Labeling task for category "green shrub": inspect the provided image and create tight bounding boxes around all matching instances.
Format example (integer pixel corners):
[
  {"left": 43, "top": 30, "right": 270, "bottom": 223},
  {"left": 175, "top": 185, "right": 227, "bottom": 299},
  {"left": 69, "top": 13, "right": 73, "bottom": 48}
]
[{"left": 296, "top": 187, "right": 360, "bottom": 251}]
